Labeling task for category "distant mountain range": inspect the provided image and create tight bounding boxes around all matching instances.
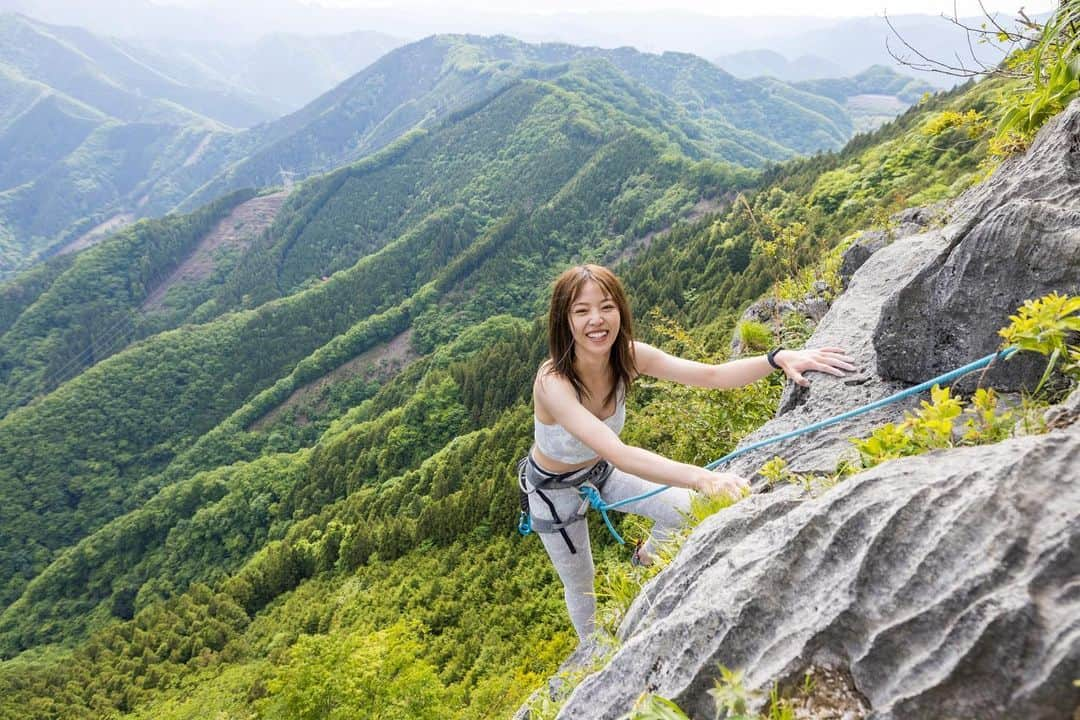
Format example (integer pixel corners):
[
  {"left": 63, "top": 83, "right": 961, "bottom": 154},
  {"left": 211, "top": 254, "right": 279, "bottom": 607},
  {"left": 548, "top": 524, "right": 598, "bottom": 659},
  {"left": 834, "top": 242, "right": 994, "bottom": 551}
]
[
  {"left": 1, "top": 0, "right": 1034, "bottom": 87},
  {"left": 120, "top": 29, "right": 407, "bottom": 114},
  {"left": 713, "top": 49, "right": 845, "bottom": 83},
  {"left": 0, "top": 25, "right": 880, "bottom": 279},
  {"left": 714, "top": 12, "right": 1037, "bottom": 88}
]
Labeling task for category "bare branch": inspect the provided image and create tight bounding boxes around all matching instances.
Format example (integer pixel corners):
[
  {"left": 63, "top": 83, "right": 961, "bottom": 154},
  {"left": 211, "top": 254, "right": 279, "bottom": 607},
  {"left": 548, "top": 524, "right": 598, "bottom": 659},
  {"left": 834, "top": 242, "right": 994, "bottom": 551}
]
[
  {"left": 977, "top": 0, "right": 1029, "bottom": 42},
  {"left": 884, "top": 12, "right": 977, "bottom": 73},
  {"left": 885, "top": 37, "right": 981, "bottom": 77},
  {"left": 883, "top": 6, "right": 1038, "bottom": 81},
  {"left": 1016, "top": 9, "right": 1041, "bottom": 33}
]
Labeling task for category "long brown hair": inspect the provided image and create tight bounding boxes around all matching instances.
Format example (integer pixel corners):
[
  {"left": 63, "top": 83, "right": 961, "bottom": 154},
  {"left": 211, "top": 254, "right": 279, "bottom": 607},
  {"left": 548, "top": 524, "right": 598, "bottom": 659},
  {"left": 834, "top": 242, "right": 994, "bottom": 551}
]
[{"left": 546, "top": 264, "right": 636, "bottom": 407}]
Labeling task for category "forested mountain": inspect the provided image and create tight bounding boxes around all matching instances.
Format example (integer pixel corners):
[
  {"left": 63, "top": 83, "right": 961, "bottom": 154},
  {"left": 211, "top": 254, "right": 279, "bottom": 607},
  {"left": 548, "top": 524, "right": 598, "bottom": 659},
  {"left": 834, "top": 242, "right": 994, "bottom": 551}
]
[
  {"left": 0, "top": 31, "right": 863, "bottom": 280},
  {"left": 792, "top": 65, "right": 936, "bottom": 132},
  {"left": 713, "top": 49, "right": 844, "bottom": 82},
  {"left": 0, "top": 61, "right": 756, "bottom": 628},
  {"left": 0, "top": 17, "right": 1024, "bottom": 711},
  {"left": 793, "top": 64, "right": 932, "bottom": 105},
  {"left": 0, "top": 14, "right": 272, "bottom": 127}
]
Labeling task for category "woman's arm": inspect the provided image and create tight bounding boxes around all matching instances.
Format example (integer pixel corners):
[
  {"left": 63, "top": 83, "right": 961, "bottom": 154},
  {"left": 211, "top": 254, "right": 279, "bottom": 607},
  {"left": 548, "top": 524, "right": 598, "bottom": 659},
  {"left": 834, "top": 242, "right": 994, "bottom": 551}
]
[
  {"left": 536, "top": 371, "right": 745, "bottom": 496},
  {"left": 634, "top": 341, "right": 855, "bottom": 389}
]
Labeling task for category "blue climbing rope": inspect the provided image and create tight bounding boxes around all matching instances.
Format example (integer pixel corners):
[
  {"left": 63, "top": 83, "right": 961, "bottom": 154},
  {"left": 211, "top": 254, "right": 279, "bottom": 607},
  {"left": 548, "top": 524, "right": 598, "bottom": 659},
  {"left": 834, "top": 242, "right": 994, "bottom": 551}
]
[{"left": 582, "top": 346, "right": 1017, "bottom": 544}]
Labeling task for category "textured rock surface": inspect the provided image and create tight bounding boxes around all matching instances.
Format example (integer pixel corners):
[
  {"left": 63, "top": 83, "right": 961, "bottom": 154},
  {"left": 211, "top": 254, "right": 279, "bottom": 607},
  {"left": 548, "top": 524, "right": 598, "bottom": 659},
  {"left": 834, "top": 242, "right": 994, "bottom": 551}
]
[
  {"left": 838, "top": 229, "right": 890, "bottom": 291},
  {"left": 875, "top": 99, "right": 1080, "bottom": 392},
  {"left": 838, "top": 202, "right": 946, "bottom": 290},
  {"left": 729, "top": 290, "right": 830, "bottom": 357},
  {"left": 558, "top": 422, "right": 1080, "bottom": 719},
  {"left": 725, "top": 226, "right": 950, "bottom": 478}
]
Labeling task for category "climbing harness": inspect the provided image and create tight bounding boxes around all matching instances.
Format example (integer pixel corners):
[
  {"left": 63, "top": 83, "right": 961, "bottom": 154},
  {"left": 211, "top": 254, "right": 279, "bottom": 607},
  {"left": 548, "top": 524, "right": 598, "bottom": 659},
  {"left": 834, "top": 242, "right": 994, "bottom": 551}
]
[
  {"left": 518, "top": 455, "right": 614, "bottom": 554},
  {"left": 518, "top": 347, "right": 1017, "bottom": 547}
]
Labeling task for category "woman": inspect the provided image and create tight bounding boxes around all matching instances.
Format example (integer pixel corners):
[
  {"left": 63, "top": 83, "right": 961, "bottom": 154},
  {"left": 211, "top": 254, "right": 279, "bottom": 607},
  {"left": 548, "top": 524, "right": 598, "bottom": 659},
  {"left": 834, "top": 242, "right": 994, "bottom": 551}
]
[{"left": 524, "top": 264, "right": 854, "bottom": 640}]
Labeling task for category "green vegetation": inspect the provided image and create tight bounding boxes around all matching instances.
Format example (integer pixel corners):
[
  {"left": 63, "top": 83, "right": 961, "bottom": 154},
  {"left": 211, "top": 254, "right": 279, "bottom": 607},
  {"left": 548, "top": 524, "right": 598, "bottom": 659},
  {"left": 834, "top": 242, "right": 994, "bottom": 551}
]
[
  {"left": 0, "top": 26, "right": 1069, "bottom": 720},
  {"left": 794, "top": 65, "right": 935, "bottom": 106},
  {"left": 627, "top": 664, "right": 821, "bottom": 720},
  {"left": 995, "top": 1, "right": 1080, "bottom": 150},
  {"left": 853, "top": 292, "right": 1080, "bottom": 469},
  {"left": 999, "top": 292, "right": 1080, "bottom": 390},
  {"left": 851, "top": 385, "right": 1022, "bottom": 470},
  {"left": 2, "top": 32, "right": 911, "bottom": 281},
  {"left": 757, "top": 294, "right": 1079, "bottom": 495}
]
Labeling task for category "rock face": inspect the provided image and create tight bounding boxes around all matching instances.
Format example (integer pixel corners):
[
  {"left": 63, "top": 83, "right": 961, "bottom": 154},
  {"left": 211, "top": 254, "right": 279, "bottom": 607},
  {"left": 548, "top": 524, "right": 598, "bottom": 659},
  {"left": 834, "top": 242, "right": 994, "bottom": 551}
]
[
  {"left": 535, "top": 101, "right": 1080, "bottom": 719},
  {"left": 729, "top": 290, "right": 830, "bottom": 357},
  {"left": 558, "top": 422, "right": 1080, "bottom": 719},
  {"left": 875, "top": 99, "right": 1080, "bottom": 392},
  {"left": 838, "top": 229, "right": 891, "bottom": 290},
  {"left": 838, "top": 202, "right": 946, "bottom": 290}
]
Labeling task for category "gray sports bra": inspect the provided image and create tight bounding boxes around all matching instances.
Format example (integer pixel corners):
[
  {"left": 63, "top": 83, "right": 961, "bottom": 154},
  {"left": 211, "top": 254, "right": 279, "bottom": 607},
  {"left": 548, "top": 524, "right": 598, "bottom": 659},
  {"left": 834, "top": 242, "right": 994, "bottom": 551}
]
[{"left": 534, "top": 389, "right": 626, "bottom": 464}]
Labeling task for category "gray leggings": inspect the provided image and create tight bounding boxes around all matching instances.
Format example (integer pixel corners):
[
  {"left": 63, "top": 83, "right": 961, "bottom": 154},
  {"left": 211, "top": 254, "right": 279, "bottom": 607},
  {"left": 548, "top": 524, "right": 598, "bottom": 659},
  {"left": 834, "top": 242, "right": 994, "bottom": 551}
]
[{"left": 525, "top": 459, "right": 694, "bottom": 639}]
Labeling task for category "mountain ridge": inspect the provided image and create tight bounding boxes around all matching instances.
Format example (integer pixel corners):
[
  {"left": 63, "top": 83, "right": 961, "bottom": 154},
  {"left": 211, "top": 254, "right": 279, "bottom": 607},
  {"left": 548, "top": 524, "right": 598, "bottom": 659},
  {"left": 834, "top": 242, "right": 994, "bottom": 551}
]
[{"left": 1, "top": 30, "right": 879, "bottom": 280}]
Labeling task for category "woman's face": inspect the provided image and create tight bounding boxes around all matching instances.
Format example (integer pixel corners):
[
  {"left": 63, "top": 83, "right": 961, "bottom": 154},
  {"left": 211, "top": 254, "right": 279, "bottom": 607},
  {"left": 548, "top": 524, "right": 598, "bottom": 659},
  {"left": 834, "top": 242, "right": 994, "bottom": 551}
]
[{"left": 568, "top": 279, "right": 621, "bottom": 357}]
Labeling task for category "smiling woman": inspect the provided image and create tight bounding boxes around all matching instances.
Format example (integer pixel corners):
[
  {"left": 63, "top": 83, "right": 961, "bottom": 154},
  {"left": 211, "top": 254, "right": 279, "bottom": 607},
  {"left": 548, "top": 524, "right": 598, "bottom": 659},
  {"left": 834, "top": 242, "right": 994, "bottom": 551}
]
[{"left": 522, "top": 263, "right": 855, "bottom": 640}]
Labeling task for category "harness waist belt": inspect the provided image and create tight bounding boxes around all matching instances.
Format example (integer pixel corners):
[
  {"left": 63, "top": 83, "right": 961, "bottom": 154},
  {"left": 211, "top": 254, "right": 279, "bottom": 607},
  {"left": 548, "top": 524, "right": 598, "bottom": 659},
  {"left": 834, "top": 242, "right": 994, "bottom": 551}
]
[{"left": 517, "top": 455, "right": 614, "bottom": 553}]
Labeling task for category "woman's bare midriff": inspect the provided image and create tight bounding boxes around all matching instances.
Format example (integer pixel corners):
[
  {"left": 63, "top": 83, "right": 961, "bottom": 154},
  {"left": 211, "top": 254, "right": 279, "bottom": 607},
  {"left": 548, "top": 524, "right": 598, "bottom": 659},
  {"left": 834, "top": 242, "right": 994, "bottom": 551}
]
[{"left": 530, "top": 444, "right": 600, "bottom": 474}]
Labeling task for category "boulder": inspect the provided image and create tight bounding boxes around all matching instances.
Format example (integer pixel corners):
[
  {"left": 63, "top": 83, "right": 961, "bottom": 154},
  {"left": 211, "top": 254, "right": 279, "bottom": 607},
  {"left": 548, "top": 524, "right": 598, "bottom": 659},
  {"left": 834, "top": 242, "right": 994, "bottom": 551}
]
[
  {"left": 838, "top": 229, "right": 890, "bottom": 291},
  {"left": 839, "top": 202, "right": 947, "bottom": 290},
  {"left": 726, "top": 226, "right": 952, "bottom": 478},
  {"left": 557, "top": 420, "right": 1080, "bottom": 719},
  {"left": 729, "top": 289, "right": 831, "bottom": 358},
  {"left": 874, "top": 99, "right": 1080, "bottom": 392}
]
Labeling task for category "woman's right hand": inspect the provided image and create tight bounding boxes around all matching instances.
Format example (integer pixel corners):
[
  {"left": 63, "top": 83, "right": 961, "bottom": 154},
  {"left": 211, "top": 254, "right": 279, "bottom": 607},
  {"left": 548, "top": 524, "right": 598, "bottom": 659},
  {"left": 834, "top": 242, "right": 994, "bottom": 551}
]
[{"left": 693, "top": 469, "right": 750, "bottom": 500}]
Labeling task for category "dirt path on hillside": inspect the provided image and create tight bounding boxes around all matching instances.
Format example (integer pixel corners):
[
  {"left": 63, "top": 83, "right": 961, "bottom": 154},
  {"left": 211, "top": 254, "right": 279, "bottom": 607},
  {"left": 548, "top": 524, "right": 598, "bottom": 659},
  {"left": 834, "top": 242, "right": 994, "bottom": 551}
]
[
  {"left": 249, "top": 329, "right": 418, "bottom": 431},
  {"left": 141, "top": 191, "right": 288, "bottom": 312}
]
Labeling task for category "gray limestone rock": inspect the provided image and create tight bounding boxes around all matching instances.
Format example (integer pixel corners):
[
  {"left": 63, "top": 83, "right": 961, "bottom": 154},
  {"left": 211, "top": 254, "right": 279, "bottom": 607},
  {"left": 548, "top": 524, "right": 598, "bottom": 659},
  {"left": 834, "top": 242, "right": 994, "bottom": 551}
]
[
  {"left": 557, "top": 423, "right": 1080, "bottom": 719},
  {"left": 725, "top": 228, "right": 953, "bottom": 479},
  {"left": 839, "top": 229, "right": 890, "bottom": 291},
  {"left": 729, "top": 290, "right": 831, "bottom": 358},
  {"left": 839, "top": 202, "right": 948, "bottom": 290},
  {"left": 875, "top": 99, "right": 1080, "bottom": 392}
]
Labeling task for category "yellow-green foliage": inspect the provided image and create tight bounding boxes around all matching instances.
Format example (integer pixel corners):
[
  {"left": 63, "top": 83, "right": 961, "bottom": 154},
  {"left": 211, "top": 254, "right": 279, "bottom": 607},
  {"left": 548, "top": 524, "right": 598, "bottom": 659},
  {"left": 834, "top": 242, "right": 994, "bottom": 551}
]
[
  {"left": 807, "top": 81, "right": 1007, "bottom": 215},
  {"left": 923, "top": 109, "right": 991, "bottom": 139},
  {"left": 708, "top": 665, "right": 796, "bottom": 720},
  {"left": 851, "top": 294, "right": 1079, "bottom": 470},
  {"left": 851, "top": 385, "right": 1024, "bottom": 470},
  {"left": 757, "top": 455, "right": 851, "bottom": 497},
  {"left": 257, "top": 621, "right": 449, "bottom": 720},
  {"left": 998, "top": 292, "right": 1080, "bottom": 390},
  {"left": 627, "top": 694, "right": 692, "bottom": 720}
]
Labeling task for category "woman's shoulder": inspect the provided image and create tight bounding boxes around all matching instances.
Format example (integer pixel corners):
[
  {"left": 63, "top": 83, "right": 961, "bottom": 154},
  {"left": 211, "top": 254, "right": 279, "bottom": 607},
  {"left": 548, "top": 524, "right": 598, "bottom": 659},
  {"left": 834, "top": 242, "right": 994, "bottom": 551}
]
[{"left": 534, "top": 359, "right": 562, "bottom": 390}]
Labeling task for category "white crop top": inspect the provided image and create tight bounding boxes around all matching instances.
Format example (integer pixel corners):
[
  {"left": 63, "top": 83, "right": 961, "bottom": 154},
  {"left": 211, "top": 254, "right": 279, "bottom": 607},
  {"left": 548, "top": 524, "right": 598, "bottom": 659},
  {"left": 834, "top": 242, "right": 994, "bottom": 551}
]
[{"left": 534, "top": 390, "right": 626, "bottom": 464}]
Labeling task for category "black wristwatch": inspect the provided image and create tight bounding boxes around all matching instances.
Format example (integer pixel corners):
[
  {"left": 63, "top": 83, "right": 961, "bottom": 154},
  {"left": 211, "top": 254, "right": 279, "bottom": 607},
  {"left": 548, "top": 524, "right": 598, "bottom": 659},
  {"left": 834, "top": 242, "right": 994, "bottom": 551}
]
[{"left": 766, "top": 347, "right": 784, "bottom": 370}]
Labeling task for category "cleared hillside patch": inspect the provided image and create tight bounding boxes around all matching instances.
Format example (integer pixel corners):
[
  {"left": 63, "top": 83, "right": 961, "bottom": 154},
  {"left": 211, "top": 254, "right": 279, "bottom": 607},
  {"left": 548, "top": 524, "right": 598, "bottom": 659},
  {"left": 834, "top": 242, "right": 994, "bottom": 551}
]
[
  {"left": 58, "top": 212, "right": 135, "bottom": 256},
  {"left": 141, "top": 191, "right": 288, "bottom": 312},
  {"left": 249, "top": 328, "right": 418, "bottom": 431}
]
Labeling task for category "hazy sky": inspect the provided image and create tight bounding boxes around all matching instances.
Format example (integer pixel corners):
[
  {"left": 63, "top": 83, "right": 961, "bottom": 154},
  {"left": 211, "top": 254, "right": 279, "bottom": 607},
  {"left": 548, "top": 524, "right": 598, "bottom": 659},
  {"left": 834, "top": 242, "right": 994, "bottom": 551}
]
[{"left": 308, "top": 0, "right": 1059, "bottom": 16}]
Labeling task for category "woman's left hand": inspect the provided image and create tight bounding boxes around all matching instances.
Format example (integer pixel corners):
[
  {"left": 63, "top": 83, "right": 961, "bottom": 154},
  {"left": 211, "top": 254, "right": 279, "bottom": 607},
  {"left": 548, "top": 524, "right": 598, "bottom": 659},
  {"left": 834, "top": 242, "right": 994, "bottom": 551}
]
[{"left": 774, "top": 347, "right": 856, "bottom": 387}]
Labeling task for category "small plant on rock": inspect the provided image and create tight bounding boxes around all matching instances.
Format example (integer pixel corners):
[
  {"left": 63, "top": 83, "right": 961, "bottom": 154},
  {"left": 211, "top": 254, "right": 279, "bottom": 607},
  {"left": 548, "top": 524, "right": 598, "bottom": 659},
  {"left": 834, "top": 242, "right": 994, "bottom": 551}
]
[
  {"left": 736, "top": 320, "right": 775, "bottom": 354},
  {"left": 998, "top": 291, "right": 1080, "bottom": 394}
]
